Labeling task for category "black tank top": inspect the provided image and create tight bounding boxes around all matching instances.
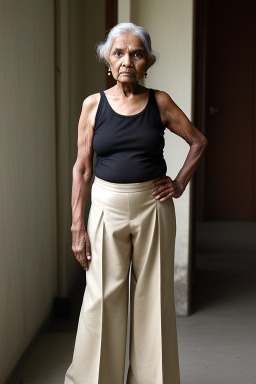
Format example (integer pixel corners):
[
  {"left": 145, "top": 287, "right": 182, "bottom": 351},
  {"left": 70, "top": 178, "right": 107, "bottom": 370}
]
[{"left": 93, "top": 88, "right": 167, "bottom": 183}]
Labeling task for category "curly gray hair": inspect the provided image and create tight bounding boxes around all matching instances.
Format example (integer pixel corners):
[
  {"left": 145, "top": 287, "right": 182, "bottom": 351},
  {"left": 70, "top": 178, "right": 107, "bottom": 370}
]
[{"left": 95, "top": 22, "right": 159, "bottom": 68}]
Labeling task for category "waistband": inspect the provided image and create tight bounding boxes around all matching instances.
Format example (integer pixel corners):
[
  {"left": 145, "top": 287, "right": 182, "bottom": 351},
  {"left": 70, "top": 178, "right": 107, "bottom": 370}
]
[{"left": 94, "top": 176, "right": 157, "bottom": 192}]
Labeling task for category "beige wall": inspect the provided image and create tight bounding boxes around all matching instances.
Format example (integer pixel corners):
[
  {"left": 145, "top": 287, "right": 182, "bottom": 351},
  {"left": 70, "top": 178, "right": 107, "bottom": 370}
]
[
  {"left": 0, "top": 0, "right": 106, "bottom": 381},
  {"left": 120, "top": 0, "right": 194, "bottom": 315},
  {"left": 0, "top": 1, "right": 57, "bottom": 382}
]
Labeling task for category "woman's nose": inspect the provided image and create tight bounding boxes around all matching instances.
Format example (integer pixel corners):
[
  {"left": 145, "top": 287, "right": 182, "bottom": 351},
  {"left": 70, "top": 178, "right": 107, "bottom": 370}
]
[{"left": 122, "top": 53, "right": 133, "bottom": 67}]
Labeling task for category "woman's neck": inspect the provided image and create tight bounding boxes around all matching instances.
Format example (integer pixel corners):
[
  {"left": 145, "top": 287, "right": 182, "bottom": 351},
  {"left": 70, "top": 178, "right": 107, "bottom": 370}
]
[{"left": 114, "top": 81, "right": 141, "bottom": 97}]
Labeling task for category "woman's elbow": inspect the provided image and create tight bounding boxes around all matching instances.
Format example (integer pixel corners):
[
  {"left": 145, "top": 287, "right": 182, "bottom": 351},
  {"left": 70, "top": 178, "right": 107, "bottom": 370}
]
[
  {"left": 191, "top": 135, "right": 208, "bottom": 156},
  {"left": 201, "top": 135, "right": 208, "bottom": 149}
]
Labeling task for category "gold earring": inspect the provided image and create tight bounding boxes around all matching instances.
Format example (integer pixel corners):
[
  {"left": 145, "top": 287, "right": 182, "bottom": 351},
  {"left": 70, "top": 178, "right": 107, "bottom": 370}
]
[{"left": 108, "top": 67, "right": 112, "bottom": 76}]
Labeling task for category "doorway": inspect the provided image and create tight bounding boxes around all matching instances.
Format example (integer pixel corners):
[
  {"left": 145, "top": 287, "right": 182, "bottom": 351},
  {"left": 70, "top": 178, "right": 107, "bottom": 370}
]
[{"left": 192, "top": 0, "right": 256, "bottom": 313}]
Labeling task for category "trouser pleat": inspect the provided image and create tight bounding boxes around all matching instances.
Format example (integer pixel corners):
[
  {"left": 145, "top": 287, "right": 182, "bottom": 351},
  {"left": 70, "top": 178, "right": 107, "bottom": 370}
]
[
  {"left": 98, "top": 211, "right": 131, "bottom": 383},
  {"left": 126, "top": 199, "right": 180, "bottom": 384},
  {"left": 159, "top": 201, "right": 180, "bottom": 384}
]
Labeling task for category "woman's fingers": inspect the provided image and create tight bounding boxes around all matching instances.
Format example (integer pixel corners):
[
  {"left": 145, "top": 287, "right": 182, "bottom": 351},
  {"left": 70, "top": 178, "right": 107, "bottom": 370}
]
[
  {"left": 159, "top": 190, "right": 173, "bottom": 201},
  {"left": 71, "top": 229, "right": 91, "bottom": 271},
  {"left": 85, "top": 232, "right": 92, "bottom": 261},
  {"left": 153, "top": 188, "right": 174, "bottom": 201},
  {"left": 152, "top": 184, "right": 174, "bottom": 196},
  {"left": 151, "top": 175, "right": 184, "bottom": 200},
  {"left": 76, "top": 250, "right": 88, "bottom": 270},
  {"left": 152, "top": 180, "right": 175, "bottom": 199}
]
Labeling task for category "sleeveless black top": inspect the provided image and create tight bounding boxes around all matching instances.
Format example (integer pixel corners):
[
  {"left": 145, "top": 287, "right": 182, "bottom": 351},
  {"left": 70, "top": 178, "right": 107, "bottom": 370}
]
[{"left": 93, "top": 88, "right": 167, "bottom": 183}]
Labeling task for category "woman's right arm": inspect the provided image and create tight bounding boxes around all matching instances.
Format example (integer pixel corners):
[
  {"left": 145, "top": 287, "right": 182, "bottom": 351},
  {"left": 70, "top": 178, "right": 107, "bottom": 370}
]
[{"left": 71, "top": 93, "right": 100, "bottom": 271}]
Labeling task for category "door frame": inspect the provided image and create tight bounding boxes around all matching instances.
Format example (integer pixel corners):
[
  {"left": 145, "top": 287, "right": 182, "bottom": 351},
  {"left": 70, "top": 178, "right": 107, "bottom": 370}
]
[{"left": 192, "top": 0, "right": 208, "bottom": 223}]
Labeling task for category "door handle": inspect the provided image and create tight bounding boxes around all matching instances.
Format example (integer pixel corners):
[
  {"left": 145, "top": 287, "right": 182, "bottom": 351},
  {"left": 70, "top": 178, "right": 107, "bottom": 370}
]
[{"left": 209, "top": 106, "right": 221, "bottom": 115}]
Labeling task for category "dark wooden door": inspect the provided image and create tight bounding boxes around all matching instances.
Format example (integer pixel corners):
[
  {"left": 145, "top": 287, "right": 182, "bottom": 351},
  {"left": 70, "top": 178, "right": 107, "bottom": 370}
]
[{"left": 202, "top": 0, "right": 256, "bottom": 220}]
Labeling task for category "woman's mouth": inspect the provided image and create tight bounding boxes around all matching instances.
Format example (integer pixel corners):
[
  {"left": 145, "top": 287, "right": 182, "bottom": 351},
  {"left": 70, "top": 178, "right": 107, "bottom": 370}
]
[{"left": 119, "top": 72, "right": 134, "bottom": 76}]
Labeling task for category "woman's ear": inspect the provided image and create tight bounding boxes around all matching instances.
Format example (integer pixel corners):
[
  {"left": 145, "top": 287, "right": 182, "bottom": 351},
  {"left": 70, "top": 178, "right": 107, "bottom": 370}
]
[
  {"left": 104, "top": 52, "right": 110, "bottom": 66},
  {"left": 148, "top": 56, "right": 156, "bottom": 68}
]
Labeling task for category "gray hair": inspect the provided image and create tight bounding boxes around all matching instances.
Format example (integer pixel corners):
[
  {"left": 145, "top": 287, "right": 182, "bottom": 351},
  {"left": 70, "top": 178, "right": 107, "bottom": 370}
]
[{"left": 95, "top": 22, "right": 159, "bottom": 68}]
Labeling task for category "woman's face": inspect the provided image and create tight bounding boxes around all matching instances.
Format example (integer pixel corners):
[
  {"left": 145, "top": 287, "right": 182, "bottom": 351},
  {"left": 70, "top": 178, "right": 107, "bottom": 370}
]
[{"left": 107, "top": 33, "right": 149, "bottom": 83}]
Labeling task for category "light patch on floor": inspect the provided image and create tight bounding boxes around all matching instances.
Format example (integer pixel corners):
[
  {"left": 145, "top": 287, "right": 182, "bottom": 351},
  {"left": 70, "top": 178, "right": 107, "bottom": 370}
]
[{"left": 14, "top": 333, "right": 75, "bottom": 384}]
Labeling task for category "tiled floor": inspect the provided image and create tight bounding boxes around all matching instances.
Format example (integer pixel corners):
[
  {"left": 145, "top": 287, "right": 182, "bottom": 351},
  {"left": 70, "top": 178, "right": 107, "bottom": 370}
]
[{"left": 13, "top": 222, "right": 256, "bottom": 384}]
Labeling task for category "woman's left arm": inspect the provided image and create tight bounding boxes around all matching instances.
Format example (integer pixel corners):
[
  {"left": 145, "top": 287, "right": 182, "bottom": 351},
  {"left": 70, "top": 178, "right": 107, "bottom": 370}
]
[{"left": 152, "top": 90, "right": 208, "bottom": 200}]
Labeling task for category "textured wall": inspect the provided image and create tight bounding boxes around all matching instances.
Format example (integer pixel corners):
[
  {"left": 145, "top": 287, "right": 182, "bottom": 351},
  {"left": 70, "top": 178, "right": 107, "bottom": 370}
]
[
  {"left": 0, "top": 1, "right": 57, "bottom": 382},
  {"left": 0, "top": 0, "right": 107, "bottom": 381}
]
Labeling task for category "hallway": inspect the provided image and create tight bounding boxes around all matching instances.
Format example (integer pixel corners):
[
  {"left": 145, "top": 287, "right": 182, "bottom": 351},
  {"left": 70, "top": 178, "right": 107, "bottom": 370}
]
[{"left": 10, "top": 222, "right": 256, "bottom": 384}]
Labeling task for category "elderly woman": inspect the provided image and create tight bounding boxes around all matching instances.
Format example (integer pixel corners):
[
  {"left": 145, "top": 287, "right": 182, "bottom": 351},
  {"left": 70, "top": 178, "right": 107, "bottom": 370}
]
[{"left": 64, "top": 22, "right": 207, "bottom": 384}]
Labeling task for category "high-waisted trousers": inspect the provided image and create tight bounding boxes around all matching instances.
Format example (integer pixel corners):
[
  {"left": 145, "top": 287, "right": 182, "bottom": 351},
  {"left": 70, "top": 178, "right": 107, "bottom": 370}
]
[{"left": 64, "top": 176, "right": 180, "bottom": 384}]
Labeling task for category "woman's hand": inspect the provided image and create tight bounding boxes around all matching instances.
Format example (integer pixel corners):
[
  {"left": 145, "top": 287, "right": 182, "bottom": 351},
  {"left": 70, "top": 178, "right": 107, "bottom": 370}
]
[
  {"left": 71, "top": 226, "right": 92, "bottom": 271},
  {"left": 152, "top": 175, "right": 184, "bottom": 201}
]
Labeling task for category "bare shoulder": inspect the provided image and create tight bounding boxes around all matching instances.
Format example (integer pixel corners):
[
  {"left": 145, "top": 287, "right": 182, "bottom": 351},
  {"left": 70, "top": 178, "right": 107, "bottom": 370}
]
[
  {"left": 75, "top": 93, "right": 101, "bottom": 140},
  {"left": 79, "top": 92, "right": 101, "bottom": 132},
  {"left": 153, "top": 89, "right": 180, "bottom": 127},
  {"left": 82, "top": 92, "right": 101, "bottom": 113},
  {"left": 154, "top": 89, "right": 175, "bottom": 110}
]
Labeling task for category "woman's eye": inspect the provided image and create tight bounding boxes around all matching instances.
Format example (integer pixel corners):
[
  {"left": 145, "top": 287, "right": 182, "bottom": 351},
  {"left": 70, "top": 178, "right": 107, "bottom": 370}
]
[{"left": 115, "top": 51, "right": 122, "bottom": 56}]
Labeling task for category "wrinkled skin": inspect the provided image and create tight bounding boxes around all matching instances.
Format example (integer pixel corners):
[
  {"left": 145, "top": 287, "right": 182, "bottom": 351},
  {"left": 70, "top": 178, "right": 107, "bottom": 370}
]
[{"left": 71, "top": 32, "right": 208, "bottom": 271}]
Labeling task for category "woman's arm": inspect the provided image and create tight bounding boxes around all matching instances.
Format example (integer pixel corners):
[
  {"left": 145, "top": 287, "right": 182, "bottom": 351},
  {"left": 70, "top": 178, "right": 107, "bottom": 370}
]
[
  {"left": 71, "top": 93, "right": 100, "bottom": 270},
  {"left": 152, "top": 90, "right": 208, "bottom": 200}
]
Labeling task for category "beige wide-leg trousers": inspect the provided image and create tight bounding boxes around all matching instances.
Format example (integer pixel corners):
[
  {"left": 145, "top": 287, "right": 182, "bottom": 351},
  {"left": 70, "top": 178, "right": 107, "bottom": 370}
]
[{"left": 64, "top": 176, "right": 180, "bottom": 384}]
